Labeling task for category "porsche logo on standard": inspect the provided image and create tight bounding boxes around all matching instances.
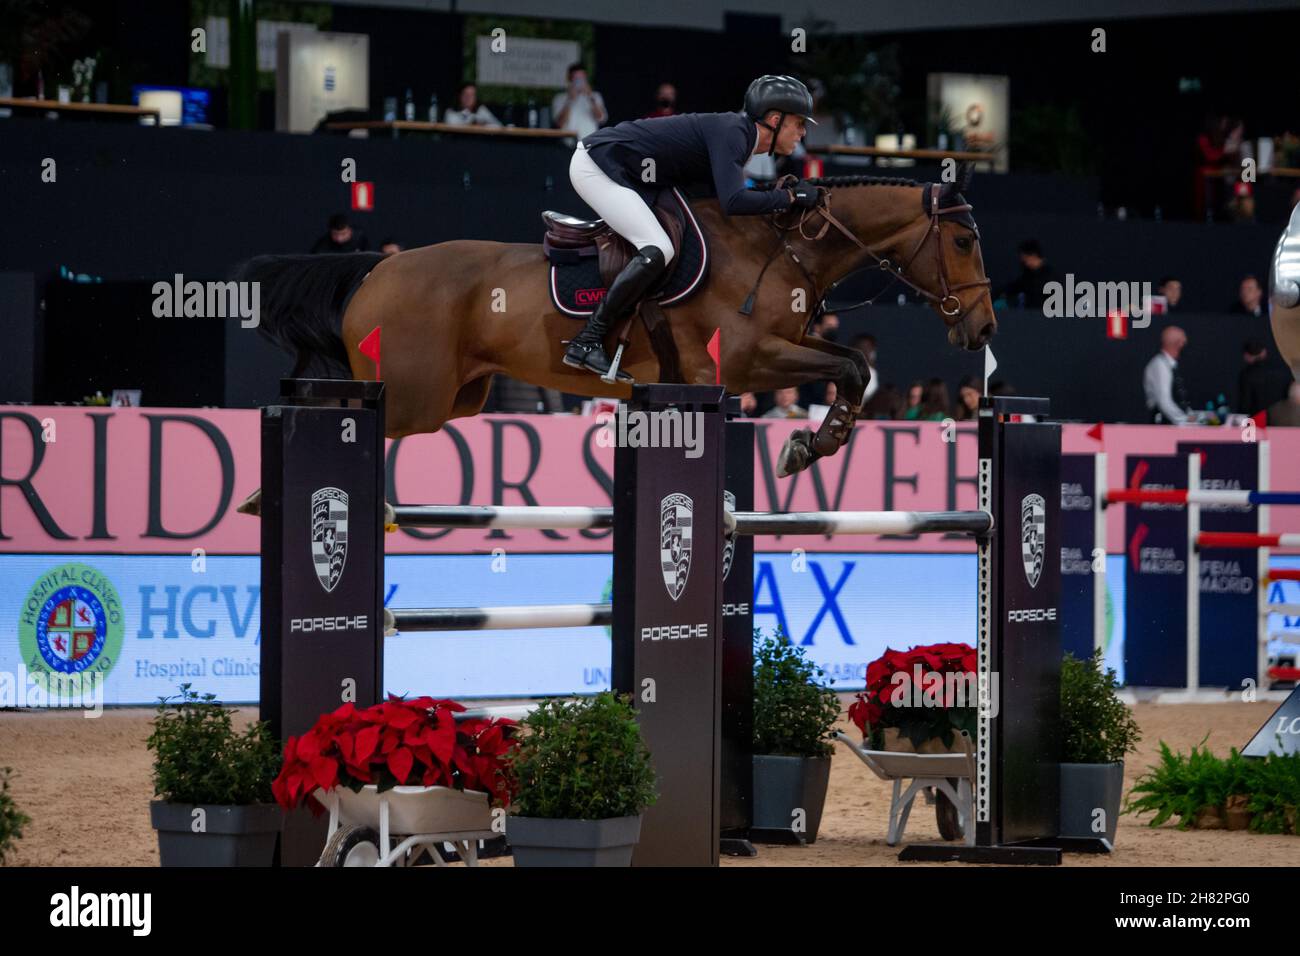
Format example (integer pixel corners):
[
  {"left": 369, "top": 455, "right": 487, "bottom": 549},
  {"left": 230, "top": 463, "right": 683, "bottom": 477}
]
[
  {"left": 311, "top": 487, "right": 349, "bottom": 593},
  {"left": 1020, "top": 493, "right": 1046, "bottom": 589},
  {"left": 722, "top": 490, "right": 736, "bottom": 581},
  {"left": 660, "top": 492, "right": 693, "bottom": 601}
]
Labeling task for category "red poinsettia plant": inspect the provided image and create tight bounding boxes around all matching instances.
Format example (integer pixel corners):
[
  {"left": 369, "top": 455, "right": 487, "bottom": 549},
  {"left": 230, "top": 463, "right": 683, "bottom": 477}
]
[
  {"left": 272, "top": 696, "right": 518, "bottom": 816},
  {"left": 848, "top": 642, "right": 979, "bottom": 750}
]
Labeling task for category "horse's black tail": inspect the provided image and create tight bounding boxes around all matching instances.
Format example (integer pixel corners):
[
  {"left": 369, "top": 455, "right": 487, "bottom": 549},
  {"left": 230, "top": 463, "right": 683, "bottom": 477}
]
[{"left": 232, "top": 252, "right": 383, "bottom": 377}]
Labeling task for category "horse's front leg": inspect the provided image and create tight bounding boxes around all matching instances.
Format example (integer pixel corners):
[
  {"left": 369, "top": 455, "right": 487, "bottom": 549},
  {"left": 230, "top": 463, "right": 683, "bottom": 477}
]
[
  {"left": 737, "top": 335, "right": 866, "bottom": 476},
  {"left": 795, "top": 334, "right": 871, "bottom": 457}
]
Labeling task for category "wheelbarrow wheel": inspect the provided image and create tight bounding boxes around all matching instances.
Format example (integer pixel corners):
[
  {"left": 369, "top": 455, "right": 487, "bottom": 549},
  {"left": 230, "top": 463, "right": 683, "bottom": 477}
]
[
  {"left": 935, "top": 781, "right": 964, "bottom": 842},
  {"left": 320, "top": 825, "right": 382, "bottom": 867}
]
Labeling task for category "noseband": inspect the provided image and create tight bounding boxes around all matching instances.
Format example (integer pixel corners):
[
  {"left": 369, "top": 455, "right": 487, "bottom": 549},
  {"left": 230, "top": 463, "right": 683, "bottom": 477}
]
[{"left": 777, "top": 181, "right": 993, "bottom": 326}]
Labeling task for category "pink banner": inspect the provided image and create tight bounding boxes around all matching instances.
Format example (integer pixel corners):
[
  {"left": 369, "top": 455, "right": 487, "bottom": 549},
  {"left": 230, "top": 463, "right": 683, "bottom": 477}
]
[{"left": 2, "top": 406, "right": 1297, "bottom": 555}]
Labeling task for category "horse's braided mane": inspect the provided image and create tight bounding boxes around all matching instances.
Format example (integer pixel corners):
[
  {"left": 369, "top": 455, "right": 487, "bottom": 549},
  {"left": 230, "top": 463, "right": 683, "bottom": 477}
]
[{"left": 806, "top": 174, "right": 922, "bottom": 188}]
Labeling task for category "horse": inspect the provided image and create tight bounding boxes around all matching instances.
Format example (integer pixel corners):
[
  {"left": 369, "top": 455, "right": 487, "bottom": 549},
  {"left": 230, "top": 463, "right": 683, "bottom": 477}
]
[{"left": 238, "top": 163, "right": 995, "bottom": 478}]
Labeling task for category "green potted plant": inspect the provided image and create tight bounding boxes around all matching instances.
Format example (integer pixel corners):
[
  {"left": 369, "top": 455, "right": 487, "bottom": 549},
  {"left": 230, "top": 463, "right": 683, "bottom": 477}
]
[
  {"left": 505, "top": 692, "right": 657, "bottom": 866},
  {"left": 147, "top": 684, "right": 282, "bottom": 866},
  {"left": 1125, "top": 742, "right": 1299, "bottom": 834},
  {"left": 1060, "top": 651, "right": 1142, "bottom": 847},
  {"left": 0, "top": 766, "right": 30, "bottom": 864},
  {"left": 752, "top": 633, "right": 841, "bottom": 844}
]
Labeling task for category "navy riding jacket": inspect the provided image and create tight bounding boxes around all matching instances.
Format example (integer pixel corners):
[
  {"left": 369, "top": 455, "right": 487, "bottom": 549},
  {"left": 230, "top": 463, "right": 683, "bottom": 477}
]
[{"left": 581, "top": 111, "right": 792, "bottom": 216}]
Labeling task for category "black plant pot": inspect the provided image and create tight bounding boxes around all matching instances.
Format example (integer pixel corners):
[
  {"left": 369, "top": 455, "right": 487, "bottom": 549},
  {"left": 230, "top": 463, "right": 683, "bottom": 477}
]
[
  {"left": 1059, "top": 762, "right": 1124, "bottom": 850},
  {"left": 752, "top": 754, "right": 831, "bottom": 845},
  {"left": 507, "top": 815, "right": 642, "bottom": 867},
  {"left": 150, "top": 801, "right": 281, "bottom": 867}
]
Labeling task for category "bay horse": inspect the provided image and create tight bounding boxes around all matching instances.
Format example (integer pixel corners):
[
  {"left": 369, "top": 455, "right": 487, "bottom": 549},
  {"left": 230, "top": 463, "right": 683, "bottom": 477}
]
[{"left": 239, "top": 164, "right": 995, "bottom": 477}]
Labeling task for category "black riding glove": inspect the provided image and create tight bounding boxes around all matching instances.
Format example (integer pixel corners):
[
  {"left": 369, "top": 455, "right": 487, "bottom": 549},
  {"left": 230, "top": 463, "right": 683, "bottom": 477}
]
[{"left": 788, "top": 181, "right": 820, "bottom": 209}]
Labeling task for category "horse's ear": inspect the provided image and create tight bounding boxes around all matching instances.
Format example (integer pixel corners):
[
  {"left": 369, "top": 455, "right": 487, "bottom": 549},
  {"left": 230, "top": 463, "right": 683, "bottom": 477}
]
[
  {"left": 955, "top": 161, "right": 974, "bottom": 194},
  {"left": 939, "top": 162, "right": 973, "bottom": 202}
]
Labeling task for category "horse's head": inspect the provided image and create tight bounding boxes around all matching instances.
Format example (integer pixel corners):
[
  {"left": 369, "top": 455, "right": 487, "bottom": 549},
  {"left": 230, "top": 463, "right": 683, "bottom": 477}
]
[
  {"left": 892, "top": 164, "right": 996, "bottom": 351},
  {"left": 811, "top": 164, "right": 996, "bottom": 351}
]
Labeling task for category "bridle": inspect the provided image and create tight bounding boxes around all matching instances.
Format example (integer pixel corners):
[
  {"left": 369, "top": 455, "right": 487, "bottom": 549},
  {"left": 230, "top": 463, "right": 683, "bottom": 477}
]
[{"left": 759, "top": 181, "right": 993, "bottom": 327}]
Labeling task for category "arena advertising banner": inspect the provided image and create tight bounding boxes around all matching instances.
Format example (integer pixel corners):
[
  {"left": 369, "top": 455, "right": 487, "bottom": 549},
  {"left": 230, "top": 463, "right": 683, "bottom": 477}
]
[
  {"left": 1, "top": 406, "right": 1297, "bottom": 704},
  {"left": 0, "top": 551, "right": 985, "bottom": 705}
]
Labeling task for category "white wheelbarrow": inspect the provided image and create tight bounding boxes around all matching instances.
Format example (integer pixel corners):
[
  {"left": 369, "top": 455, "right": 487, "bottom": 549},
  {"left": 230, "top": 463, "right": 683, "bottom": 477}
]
[{"left": 315, "top": 784, "right": 498, "bottom": 867}]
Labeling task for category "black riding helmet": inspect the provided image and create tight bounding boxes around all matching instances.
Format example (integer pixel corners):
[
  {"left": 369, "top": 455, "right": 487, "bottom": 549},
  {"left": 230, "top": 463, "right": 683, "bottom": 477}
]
[{"left": 743, "top": 75, "right": 817, "bottom": 157}]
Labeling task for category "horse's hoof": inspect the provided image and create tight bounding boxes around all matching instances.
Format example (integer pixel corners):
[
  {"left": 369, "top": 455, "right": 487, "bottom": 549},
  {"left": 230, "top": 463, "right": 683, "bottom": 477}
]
[
  {"left": 777, "top": 436, "right": 810, "bottom": 477},
  {"left": 236, "top": 488, "right": 262, "bottom": 516}
]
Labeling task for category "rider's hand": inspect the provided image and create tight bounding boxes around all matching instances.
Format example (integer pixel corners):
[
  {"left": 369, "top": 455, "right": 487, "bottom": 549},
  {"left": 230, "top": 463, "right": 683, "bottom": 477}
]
[{"left": 789, "top": 181, "right": 820, "bottom": 209}]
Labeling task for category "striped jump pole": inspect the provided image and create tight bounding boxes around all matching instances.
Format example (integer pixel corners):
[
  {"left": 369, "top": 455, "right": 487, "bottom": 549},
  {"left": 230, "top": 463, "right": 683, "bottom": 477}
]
[
  {"left": 732, "top": 509, "right": 992, "bottom": 537},
  {"left": 1264, "top": 604, "right": 1300, "bottom": 617},
  {"left": 1105, "top": 488, "right": 1300, "bottom": 507},
  {"left": 1267, "top": 568, "right": 1300, "bottom": 582},
  {"left": 1198, "top": 532, "right": 1300, "bottom": 550},
  {"left": 386, "top": 603, "right": 611, "bottom": 633},
  {"left": 389, "top": 504, "right": 613, "bottom": 530}
]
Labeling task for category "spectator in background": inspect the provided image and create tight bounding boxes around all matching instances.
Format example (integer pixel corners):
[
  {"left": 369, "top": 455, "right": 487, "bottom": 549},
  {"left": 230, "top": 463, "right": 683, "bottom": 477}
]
[
  {"left": 552, "top": 64, "right": 607, "bottom": 140},
  {"left": 1229, "top": 275, "right": 1266, "bottom": 317},
  {"left": 1157, "top": 276, "right": 1182, "bottom": 311},
  {"left": 900, "top": 380, "right": 925, "bottom": 419},
  {"left": 1238, "top": 340, "right": 1292, "bottom": 416},
  {"left": 800, "top": 78, "right": 841, "bottom": 150},
  {"left": 993, "top": 239, "right": 1054, "bottom": 309},
  {"left": 861, "top": 383, "right": 902, "bottom": 419},
  {"left": 953, "top": 375, "right": 981, "bottom": 421},
  {"left": 738, "top": 392, "right": 759, "bottom": 417},
  {"left": 444, "top": 83, "right": 501, "bottom": 127},
  {"left": 645, "top": 83, "right": 677, "bottom": 119},
  {"left": 379, "top": 238, "right": 402, "bottom": 256},
  {"left": 762, "top": 387, "right": 808, "bottom": 419},
  {"left": 1195, "top": 114, "right": 1239, "bottom": 222},
  {"left": 849, "top": 332, "right": 883, "bottom": 413},
  {"left": 903, "top": 379, "right": 950, "bottom": 421},
  {"left": 1143, "top": 325, "right": 1191, "bottom": 424},
  {"left": 310, "top": 213, "right": 368, "bottom": 254},
  {"left": 1267, "top": 381, "right": 1300, "bottom": 426}
]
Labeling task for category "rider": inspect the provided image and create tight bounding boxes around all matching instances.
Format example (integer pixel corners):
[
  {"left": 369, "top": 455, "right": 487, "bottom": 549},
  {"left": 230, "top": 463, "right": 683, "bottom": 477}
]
[{"left": 563, "top": 74, "right": 821, "bottom": 379}]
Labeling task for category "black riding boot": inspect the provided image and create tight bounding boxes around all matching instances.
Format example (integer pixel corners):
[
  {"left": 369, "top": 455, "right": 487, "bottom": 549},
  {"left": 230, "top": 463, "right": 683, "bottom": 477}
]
[{"left": 564, "top": 246, "right": 667, "bottom": 379}]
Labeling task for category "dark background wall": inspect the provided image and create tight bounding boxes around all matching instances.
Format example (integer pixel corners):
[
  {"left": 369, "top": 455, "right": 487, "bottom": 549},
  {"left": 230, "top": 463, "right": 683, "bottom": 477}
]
[{"left": 18, "top": 3, "right": 1299, "bottom": 222}]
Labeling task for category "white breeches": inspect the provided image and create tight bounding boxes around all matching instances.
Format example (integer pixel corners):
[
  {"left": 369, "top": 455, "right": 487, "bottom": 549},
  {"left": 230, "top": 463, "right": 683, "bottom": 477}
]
[{"left": 569, "top": 143, "right": 675, "bottom": 266}]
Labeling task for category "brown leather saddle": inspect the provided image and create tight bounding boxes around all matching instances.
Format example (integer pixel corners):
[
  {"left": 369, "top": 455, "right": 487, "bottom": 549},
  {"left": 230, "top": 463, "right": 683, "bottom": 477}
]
[{"left": 542, "top": 189, "right": 687, "bottom": 290}]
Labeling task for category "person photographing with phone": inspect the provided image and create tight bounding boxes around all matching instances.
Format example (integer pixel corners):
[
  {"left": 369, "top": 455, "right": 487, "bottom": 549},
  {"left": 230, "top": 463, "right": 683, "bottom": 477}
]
[{"left": 552, "top": 64, "right": 608, "bottom": 140}]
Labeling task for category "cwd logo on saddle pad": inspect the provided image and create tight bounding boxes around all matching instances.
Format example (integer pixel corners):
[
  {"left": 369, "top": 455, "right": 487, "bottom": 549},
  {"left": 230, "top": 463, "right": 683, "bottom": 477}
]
[
  {"left": 660, "top": 492, "right": 694, "bottom": 601},
  {"left": 575, "top": 288, "right": 607, "bottom": 307},
  {"left": 1020, "top": 493, "right": 1046, "bottom": 588},
  {"left": 311, "top": 487, "right": 350, "bottom": 593}
]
